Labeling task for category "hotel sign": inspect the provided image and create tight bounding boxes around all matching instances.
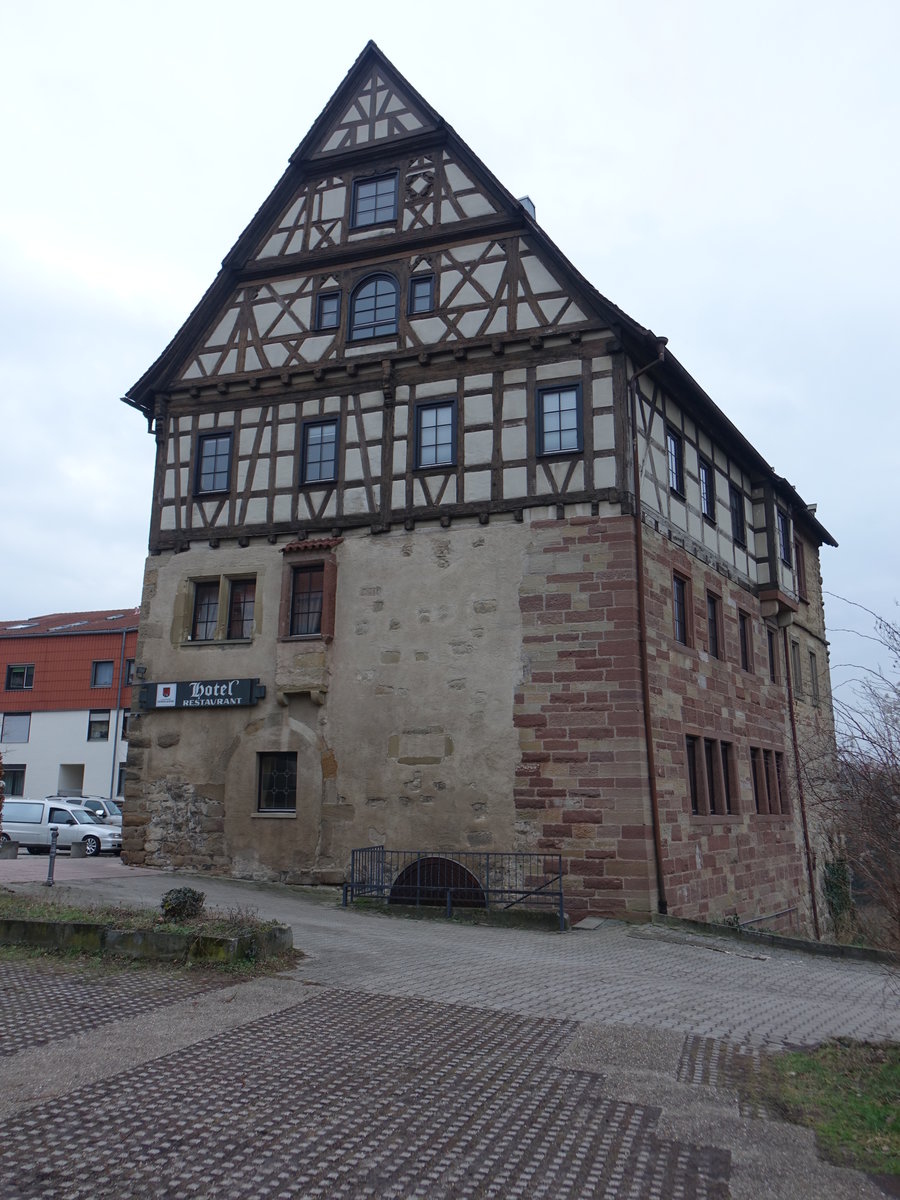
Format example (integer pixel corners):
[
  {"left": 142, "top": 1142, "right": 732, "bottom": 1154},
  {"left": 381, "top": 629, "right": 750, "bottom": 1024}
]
[{"left": 139, "top": 678, "right": 265, "bottom": 710}]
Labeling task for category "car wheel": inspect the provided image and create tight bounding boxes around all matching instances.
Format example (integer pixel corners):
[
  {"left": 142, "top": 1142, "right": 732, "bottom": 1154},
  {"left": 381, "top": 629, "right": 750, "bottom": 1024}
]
[
  {"left": 82, "top": 836, "right": 101, "bottom": 857},
  {"left": 27, "top": 846, "right": 49, "bottom": 855},
  {"left": 0, "top": 833, "right": 9, "bottom": 843}
]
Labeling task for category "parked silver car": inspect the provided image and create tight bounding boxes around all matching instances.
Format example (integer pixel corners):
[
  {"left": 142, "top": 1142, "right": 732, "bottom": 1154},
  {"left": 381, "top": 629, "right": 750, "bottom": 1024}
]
[
  {"left": 45, "top": 795, "right": 122, "bottom": 827},
  {"left": 1, "top": 799, "right": 122, "bottom": 856}
]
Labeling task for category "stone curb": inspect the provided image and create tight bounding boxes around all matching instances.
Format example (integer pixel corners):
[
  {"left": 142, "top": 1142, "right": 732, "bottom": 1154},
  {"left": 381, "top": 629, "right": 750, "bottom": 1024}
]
[
  {"left": 0, "top": 916, "right": 293, "bottom": 963},
  {"left": 651, "top": 913, "right": 896, "bottom": 965}
]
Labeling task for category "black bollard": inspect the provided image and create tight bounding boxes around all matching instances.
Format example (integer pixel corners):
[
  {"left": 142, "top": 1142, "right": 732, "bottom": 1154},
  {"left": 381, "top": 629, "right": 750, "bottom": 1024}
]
[{"left": 44, "top": 827, "right": 58, "bottom": 887}]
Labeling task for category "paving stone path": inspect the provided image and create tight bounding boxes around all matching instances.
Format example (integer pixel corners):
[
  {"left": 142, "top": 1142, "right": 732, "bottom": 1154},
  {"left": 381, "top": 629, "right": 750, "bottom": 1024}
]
[{"left": 0, "top": 867, "right": 897, "bottom": 1198}]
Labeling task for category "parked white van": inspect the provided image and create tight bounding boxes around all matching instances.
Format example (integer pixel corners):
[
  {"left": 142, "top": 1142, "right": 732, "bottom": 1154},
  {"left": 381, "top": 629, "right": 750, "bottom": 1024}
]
[{"left": 0, "top": 799, "right": 122, "bottom": 856}]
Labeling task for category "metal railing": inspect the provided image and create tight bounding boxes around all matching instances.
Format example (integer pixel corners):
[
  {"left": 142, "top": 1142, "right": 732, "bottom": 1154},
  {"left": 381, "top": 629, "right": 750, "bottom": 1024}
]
[{"left": 343, "top": 847, "right": 566, "bottom": 931}]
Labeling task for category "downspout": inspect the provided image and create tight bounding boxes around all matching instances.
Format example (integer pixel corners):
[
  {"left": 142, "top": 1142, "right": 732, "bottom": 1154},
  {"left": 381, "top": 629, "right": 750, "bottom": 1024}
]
[
  {"left": 627, "top": 339, "right": 668, "bottom": 914},
  {"left": 108, "top": 627, "right": 127, "bottom": 801},
  {"left": 782, "top": 625, "right": 822, "bottom": 939}
]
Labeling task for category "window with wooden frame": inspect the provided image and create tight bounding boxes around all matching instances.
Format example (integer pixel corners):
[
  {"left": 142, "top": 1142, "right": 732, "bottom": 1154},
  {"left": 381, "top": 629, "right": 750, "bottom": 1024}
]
[
  {"left": 290, "top": 565, "right": 324, "bottom": 637},
  {"left": 673, "top": 573, "right": 691, "bottom": 646},
  {"left": 191, "top": 581, "right": 220, "bottom": 641},
  {"left": 315, "top": 290, "right": 341, "bottom": 330},
  {"left": 301, "top": 418, "right": 339, "bottom": 484},
  {"left": 196, "top": 433, "right": 232, "bottom": 495},
  {"left": 791, "top": 639, "right": 804, "bottom": 696},
  {"left": 121, "top": 710, "right": 130, "bottom": 739},
  {"left": 408, "top": 274, "right": 435, "bottom": 315},
  {"left": 809, "top": 650, "right": 820, "bottom": 705},
  {"left": 537, "top": 384, "right": 582, "bottom": 455},
  {"left": 706, "top": 593, "right": 722, "bottom": 659},
  {"left": 666, "top": 426, "right": 684, "bottom": 495},
  {"left": 777, "top": 509, "right": 792, "bottom": 565},
  {"left": 279, "top": 542, "right": 339, "bottom": 643},
  {"left": 794, "top": 538, "right": 808, "bottom": 600},
  {"left": 257, "top": 751, "right": 297, "bottom": 813},
  {"left": 87, "top": 710, "right": 110, "bottom": 742},
  {"left": 6, "top": 664, "right": 34, "bottom": 690},
  {"left": 738, "top": 611, "right": 753, "bottom": 672},
  {"left": 729, "top": 484, "right": 746, "bottom": 546},
  {"left": 125, "top": 659, "right": 135, "bottom": 686},
  {"left": 227, "top": 579, "right": 256, "bottom": 640},
  {"left": 699, "top": 455, "right": 716, "bottom": 523},
  {"left": 351, "top": 173, "right": 398, "bottom": 228},
  {"left": 416, "top": 400, "right": 456, "bottom": 468},
  {"left": 349, "top": 274, "right": 399, "bottom": 340}
]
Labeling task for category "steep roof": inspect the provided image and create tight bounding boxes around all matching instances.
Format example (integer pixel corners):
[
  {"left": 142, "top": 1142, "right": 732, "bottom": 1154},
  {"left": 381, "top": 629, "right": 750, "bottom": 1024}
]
[{"left": 122, "top": 42, "right": 835, "bottom": 548}]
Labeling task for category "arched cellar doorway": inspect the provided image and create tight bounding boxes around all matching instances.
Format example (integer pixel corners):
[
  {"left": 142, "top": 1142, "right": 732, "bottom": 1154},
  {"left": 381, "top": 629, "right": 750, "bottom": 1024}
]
[{"left": 388, "top": 856, "right": 487, "bottom": 908}]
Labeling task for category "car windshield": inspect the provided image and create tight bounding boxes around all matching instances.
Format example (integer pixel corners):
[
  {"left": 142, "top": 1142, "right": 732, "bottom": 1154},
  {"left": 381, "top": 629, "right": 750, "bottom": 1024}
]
[{"left": 71, "top": 809, "right": 101, "bottom": 825}]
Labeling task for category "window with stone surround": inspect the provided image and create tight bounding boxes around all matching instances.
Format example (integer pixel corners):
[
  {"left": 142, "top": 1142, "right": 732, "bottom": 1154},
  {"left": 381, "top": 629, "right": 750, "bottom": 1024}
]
[
  {"left": 751, "top": 746, "right": 788, "bottom": 814},
  {"left": 809, "top": 650, "right": 820, "bottom": 705},
  {"left": 191, "top": 582, "right": 219, "bottom": 641},
  {"left": 279, "top": 539, "right": 340, "bottom": 643},
  {"left": 739, "top": 611, "right": 753, "bottom": 672},
  {"left": 767, "top": 627, "right": 779, "bottom": 682},
  {"left": 257, "top": 752, "right": 297, "bottom": 813},
  {"left": 791, "top": 639, "right": 804, "bottom": 696},
  {"left": 673, "top": 573, "right": 691, "bottom": 646},
  {"left": 227, "top": 579, "right": 256, "bottom": 640},
  {"left": 685, "top": 734, "right": 737, "bottom": 816},
  {"left": 706, "top": 592, "right": 722, "bottom": 659}
]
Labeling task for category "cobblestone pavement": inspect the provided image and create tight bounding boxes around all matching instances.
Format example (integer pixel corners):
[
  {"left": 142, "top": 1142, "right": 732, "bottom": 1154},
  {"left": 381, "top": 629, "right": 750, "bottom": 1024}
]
[{"left": 1, "top": 867, "right": 897, "bottom": 1198}]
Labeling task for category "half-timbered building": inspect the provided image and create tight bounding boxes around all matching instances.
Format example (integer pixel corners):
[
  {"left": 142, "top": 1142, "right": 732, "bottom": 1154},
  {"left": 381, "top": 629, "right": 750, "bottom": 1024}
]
[{"left": 122, "top": 43, "right": 837, "bottom": 932}]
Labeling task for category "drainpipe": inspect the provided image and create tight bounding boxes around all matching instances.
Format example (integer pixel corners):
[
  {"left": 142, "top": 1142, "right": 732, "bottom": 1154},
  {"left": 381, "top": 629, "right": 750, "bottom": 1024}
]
[
  {"left": 108, "top": 627, "right": 128, "bottom": 801},
  {"left": 782, "top": 625, "right": 822, "bottom": 939},
  {"left": 627, "top": 339, "right": 668, "bottom": 914}
]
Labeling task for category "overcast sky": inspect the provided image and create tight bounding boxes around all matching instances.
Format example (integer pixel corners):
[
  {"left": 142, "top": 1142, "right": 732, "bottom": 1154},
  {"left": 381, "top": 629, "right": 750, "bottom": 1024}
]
[{"left": 2, "top": 0, "right": 897, "bottom": 700}]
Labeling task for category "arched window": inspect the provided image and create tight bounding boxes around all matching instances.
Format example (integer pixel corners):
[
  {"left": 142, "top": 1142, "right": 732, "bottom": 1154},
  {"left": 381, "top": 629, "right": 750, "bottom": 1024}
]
[{"left": 349, "top": 274, "right": 399, "bottom": 341}]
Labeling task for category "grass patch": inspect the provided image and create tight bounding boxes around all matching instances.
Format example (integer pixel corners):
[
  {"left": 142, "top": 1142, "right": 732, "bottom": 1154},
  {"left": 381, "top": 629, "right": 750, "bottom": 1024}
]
[{"left": 764, "top": 1039, "right": 900, "bottom": 1177}]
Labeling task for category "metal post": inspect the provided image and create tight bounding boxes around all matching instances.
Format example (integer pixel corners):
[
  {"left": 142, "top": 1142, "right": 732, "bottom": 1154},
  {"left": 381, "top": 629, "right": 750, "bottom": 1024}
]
[
  {"left": 445, "top": 889, "right": 453, "bottom": 919},
  {"left": 485, "top": 853, "right": 491, "bottom": 911},
  {"left": 44, "top": 828, "right": 58, "bottom": 887}
]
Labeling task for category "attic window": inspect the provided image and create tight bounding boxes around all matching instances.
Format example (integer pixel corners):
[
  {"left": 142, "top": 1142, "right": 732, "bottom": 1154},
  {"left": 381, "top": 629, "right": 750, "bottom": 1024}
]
[{"left": 352, "top": 173, "right": 398, "bottom": 228}]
